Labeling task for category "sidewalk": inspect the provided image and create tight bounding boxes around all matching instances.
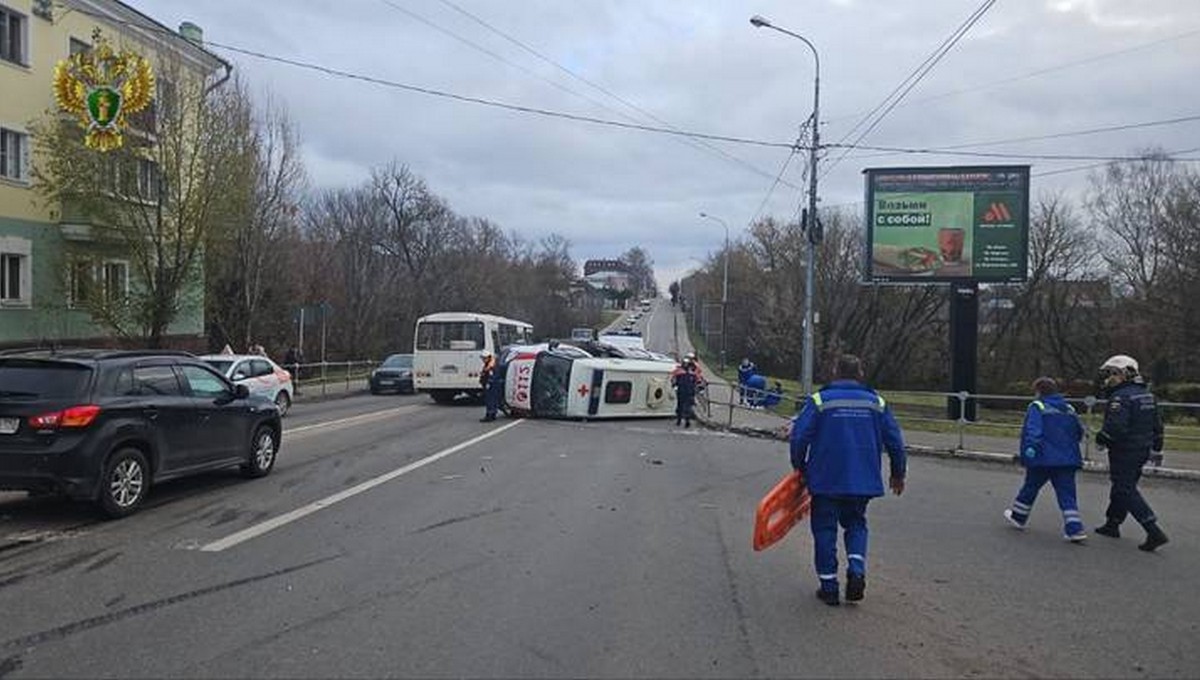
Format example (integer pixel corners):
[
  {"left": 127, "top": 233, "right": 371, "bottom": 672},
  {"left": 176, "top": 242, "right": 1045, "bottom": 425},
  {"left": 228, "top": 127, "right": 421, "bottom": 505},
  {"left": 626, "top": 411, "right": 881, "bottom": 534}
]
[{"left": 671, "top": 309, "right": 1200, "bottom": 482}]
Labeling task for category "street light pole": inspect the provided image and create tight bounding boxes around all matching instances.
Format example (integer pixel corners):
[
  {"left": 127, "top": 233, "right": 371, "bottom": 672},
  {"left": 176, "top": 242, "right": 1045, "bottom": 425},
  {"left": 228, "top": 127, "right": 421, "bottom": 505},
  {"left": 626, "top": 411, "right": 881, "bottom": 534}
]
[
  {"left": 699, "top": 212, "right": 730, "bottom": 373},
  {"left": 750, "top": 14, "right": 821, "bottom": 398}
]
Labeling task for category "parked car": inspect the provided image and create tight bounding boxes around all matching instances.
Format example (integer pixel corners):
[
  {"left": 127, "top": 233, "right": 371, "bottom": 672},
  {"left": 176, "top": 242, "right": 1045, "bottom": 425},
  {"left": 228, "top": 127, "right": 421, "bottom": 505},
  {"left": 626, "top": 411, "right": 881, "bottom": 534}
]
[
  {"left": 0, "top": 349, "right": 282, "bottom": 518},
  {"left": 200, "top": 354, "right": 294, "bottom": 416},
  {"left": 370, "top": 353, "right": 415, "bottom": 394}
]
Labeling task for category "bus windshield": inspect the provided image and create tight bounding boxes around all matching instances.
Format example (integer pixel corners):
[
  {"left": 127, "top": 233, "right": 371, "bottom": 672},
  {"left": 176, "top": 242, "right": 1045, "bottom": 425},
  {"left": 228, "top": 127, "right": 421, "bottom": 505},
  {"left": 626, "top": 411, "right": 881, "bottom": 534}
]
[{"left": 416, "top": 321, "right": 485, "bottom": 351}]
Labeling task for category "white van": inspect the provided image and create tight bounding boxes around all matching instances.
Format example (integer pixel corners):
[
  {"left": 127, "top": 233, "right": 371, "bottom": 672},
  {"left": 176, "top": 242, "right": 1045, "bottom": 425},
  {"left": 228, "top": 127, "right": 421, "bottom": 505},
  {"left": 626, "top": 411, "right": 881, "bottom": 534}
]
[
  {"left": 505, "top": 350, "right": 676, "bottom": 419},
  {"left": 413, "top": 312, "right": 532, "bottom": 403}
]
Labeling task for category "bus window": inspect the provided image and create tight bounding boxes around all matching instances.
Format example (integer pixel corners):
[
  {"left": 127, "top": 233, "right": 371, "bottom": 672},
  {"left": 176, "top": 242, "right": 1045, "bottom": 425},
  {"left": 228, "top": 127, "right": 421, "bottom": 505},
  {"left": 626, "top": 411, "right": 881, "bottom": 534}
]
[
  {"left": 416, "top": 321, "right": 485, "bottom": 351},
  {"left": 531, "top": 353, "right": 573, "bottom": 417}
]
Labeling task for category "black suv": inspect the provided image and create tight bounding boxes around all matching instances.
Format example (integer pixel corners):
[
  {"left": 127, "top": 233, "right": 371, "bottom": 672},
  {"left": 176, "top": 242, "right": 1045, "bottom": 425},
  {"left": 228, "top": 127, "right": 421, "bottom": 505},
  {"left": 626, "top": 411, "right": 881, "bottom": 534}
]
[{"left": 0, "top": 349, "right": 282, "bottom": 518}]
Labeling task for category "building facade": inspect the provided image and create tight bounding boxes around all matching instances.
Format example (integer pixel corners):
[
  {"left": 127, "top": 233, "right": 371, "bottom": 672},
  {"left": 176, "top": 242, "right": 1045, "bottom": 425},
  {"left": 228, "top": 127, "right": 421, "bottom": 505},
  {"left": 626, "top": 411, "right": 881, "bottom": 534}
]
[{"left": 0, "top": 0, "right": 227, "bottom": 347}]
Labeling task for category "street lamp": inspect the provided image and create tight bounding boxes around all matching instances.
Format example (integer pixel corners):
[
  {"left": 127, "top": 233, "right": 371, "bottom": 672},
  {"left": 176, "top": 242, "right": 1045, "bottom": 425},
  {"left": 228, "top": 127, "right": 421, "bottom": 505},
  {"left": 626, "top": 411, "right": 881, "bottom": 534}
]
[
  {"left": 750, "top": 14, "right": 821, "bottom": 398},
  {"left": 699, "top": 212, "right": 730, "bottom": 373}
]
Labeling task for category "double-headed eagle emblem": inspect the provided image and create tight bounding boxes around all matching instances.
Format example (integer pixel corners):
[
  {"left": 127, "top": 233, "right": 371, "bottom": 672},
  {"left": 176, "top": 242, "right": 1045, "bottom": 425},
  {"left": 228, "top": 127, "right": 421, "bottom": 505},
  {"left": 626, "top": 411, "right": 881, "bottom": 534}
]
[{"left": 53, "top": 31, "right": 155, "bottom": 152}]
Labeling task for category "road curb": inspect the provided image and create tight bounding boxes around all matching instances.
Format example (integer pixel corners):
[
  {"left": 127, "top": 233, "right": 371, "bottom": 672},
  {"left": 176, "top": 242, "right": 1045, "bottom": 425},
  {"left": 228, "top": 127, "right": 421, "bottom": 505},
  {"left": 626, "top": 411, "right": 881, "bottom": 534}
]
[{"left": 695, "top": 414, "right": 1200, "bottom": 483}]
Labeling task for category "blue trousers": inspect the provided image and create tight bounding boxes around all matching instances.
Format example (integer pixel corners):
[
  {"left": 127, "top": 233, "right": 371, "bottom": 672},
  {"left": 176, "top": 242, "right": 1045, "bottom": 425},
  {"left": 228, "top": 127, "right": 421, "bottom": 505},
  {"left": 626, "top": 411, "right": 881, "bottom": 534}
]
[
  {"left": 810, "top": 495, "right": 870, "bottom": 591},
  {"left": 484, "top": 381, "right": 502, "bottom": 418},
  {"left": 1010, "top": 466, "right": 1082, "bottom": 534},
  {"left": 1106, "top": 452, "right": 1157, "bottom": 527}
]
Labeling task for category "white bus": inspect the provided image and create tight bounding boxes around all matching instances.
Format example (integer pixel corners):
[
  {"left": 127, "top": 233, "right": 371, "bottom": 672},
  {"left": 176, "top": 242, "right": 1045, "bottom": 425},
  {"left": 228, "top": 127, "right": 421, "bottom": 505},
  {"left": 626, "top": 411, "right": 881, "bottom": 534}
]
[{"left": 413, "top": 312, "right": 533, "bottom": 404}]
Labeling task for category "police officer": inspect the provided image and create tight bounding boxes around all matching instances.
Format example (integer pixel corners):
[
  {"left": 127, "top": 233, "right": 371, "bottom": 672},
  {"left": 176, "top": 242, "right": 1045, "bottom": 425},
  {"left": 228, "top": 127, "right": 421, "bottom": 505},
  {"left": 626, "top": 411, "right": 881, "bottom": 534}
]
[
  {"left": 790, "top": 354, "right": 906, "bottom": 606},
  {"left": 479, "top": 350, "right": 501, "bottom": 423},
  {"left": 1094, "top": 355, "right": 1168, "bottom": 551},
  {"left": 1003, "top": 377, "right": 1087, "bottom": 541}
]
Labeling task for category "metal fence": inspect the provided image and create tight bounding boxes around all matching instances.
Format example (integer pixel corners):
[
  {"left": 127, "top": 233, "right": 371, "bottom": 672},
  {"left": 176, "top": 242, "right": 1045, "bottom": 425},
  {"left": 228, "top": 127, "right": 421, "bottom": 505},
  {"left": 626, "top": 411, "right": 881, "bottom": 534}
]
[
  {"left": 703, "top": 382, "right": 1200, "bottom": 464},
  {"left": 284, "top": 360, "right": 378, "bottom": 397}
]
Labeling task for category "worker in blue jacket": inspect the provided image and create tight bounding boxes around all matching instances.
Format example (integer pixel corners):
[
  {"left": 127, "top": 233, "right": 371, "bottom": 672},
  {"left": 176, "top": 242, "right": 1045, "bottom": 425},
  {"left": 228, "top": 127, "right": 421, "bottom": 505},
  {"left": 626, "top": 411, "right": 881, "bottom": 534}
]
[
  {"left": 790, "top": 354, "right": 906, "bottom": 606},
  {"left": 737, "top": 358, "right": 757, "bottom": 405},
  {"left": 1003, "top": 377, "right": 1087, "bottom": 541}
]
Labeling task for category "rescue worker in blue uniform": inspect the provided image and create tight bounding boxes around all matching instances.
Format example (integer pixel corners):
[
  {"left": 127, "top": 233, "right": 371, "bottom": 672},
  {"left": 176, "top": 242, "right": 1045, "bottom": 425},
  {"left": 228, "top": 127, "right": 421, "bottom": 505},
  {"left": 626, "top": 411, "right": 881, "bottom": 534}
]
[
  {"left": 479, "top": 350, "right": 502, "bottom": 422},
  {"left": 1003, "top": 377, "right": 1087, "bottom": 541},
  {"left": 1093, "top": 355, "right": 1169, "bottom": 551},
  {"left": 737, "top": 358, "right": 757, "bottom": 405},
  {"left": 789, "top": 355, "right": 906, "bottom": 606}
]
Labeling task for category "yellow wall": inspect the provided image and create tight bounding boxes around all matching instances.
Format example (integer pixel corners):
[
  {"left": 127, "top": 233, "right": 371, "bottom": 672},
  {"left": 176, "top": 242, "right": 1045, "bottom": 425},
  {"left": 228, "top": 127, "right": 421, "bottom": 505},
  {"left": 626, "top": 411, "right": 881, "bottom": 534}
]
[{"left": 0, "top": 0, "right": 213, "bottom": 222}]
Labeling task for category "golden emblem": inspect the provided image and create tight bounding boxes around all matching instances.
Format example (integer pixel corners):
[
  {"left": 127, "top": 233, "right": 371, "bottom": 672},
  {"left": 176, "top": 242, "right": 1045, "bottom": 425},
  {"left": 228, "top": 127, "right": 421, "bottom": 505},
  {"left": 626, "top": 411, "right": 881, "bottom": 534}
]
[{"left": 53, "top": 30, "right": 155, "bottom": 152}]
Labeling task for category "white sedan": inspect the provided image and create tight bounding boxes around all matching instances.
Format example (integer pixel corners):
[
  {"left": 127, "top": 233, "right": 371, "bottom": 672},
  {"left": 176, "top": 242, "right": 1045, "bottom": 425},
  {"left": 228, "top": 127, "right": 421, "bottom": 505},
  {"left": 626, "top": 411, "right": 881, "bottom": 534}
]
[{"left": 200, "top": 354, "right": 295, "bottom": 416}]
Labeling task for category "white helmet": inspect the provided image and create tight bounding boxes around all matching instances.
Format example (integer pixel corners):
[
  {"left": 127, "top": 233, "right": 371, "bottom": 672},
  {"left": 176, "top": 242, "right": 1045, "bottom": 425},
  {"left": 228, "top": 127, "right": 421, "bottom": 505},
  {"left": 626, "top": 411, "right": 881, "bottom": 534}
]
[
  {"left": 1099, "top": 354, "right": 1138, "bottom": 389},
  {"left": 480, "top": 350, "right": 493, "bottom": 359}
]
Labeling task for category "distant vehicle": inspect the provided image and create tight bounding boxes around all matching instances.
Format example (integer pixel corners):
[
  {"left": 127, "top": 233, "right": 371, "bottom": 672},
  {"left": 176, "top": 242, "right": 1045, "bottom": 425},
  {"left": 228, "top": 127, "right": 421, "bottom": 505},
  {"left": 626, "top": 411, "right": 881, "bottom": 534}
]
[
  {"left": 0, "top": 349, "right": 281, "bottom": 518},
  {"left": 570, "top": 328, "right": 595, "bottom": 342},
  {"left": 370, "top": 353, "right": 415, "bottom": 395},
  {"left": 504, "top": 350, "right": 676, "bottom": 419},
  {"left": 413, "top": 312, "right": 533, "bottom": 404},
  {"left": 598, "top": 333, "right": 646, "bottom": 352},
  {"left": 201, "top": 354, "right": 294, "bottom": 416}
]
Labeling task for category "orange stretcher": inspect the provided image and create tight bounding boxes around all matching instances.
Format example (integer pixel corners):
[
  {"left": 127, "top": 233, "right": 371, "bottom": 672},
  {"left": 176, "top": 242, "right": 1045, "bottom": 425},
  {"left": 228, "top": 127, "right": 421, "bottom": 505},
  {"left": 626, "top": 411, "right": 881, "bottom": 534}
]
[{"left": 753, "top": 470, "right": 811, "bottom": 551}]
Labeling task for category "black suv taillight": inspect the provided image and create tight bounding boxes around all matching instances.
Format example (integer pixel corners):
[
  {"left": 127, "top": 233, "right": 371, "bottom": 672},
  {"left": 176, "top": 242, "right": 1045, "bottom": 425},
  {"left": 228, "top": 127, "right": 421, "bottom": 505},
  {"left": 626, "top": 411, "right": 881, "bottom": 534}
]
[{"left": 29, "top": 405, "right": 102, "bottom": 430}]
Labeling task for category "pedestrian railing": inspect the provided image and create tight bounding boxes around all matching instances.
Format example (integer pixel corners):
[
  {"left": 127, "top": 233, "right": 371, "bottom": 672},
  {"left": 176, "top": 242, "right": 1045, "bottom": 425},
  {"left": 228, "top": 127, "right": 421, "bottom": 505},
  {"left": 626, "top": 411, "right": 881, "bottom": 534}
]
[
  {"left": 702, "top": 383, "right": 1200, "bottom": 462},
  {"left": 284, "top": 360, "right": 378, "bottom": 397}
]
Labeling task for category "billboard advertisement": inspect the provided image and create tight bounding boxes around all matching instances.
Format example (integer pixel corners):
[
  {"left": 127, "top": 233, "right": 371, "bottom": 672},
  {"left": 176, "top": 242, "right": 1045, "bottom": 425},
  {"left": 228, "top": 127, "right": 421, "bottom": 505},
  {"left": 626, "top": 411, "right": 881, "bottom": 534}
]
[{"left": 863, "top": 165, "right": 1030, "bottom": 283}]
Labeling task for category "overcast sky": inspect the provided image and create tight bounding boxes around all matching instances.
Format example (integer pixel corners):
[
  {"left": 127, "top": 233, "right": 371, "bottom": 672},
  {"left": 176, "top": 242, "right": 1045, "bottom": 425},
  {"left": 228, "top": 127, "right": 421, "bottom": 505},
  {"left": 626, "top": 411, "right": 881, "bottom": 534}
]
[{"left": 131, "top": 0, "right": 1200, "bottom": 287}]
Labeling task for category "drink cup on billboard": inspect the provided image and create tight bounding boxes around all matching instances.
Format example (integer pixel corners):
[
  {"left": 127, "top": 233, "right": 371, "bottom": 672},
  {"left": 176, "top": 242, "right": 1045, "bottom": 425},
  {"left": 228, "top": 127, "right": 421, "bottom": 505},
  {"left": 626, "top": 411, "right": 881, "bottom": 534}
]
[{"left": 938, "top": 228, "right": 965, "bottom": 263}]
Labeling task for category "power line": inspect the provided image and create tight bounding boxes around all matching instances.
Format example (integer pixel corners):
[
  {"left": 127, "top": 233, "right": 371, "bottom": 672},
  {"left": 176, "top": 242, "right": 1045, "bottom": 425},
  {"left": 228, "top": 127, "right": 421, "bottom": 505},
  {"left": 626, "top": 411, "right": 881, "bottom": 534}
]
[
  {"left": 427, "top": 0, "right": 799, "bottom": 189},
  {"left": 840, "top": 113, "right": 1200, "bottom": 161},
  {"left": 834, "top": 143, "right": 1200, "bottom": 162},
  {"left": 825, "top": 27, "right": 1200, "bottom": 125},
  {"left": 822, "top": 0, "right": 998, "bottom": 180},
  {"left": 1032, "top": 146, "right": 1200, "bottom": 178}
]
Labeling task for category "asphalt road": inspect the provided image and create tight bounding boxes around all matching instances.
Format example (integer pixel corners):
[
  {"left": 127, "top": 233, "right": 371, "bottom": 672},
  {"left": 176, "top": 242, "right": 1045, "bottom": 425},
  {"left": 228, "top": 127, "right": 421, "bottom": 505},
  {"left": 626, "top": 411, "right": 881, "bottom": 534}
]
[{"left": 1, "top": 318, "right": 1198, "bottom": 678}]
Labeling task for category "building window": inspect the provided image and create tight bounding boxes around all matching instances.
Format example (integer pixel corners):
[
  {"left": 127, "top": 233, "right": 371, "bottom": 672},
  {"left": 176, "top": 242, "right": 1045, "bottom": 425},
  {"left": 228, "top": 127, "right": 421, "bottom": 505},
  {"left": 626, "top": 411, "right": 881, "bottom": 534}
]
[
  {"left": 69, "top": 37, "right": 89, "bottom": 56},
  {"left": 102, "top": 260, "right": 128, "bottom": 302},
  {"left": 67, "top": 258, "right": 94, "bottom": 308},
  {"left": 0, "top": 5, "right": 27, "bottom": 66},
  {"left": 0, "top": 127, "right": 28, "bottom": 182},
  {"left": 137, "top": 159, "right": 160, "bottom": 201},
  {"left": 1, "top": 252, "right": 27, "bottom": 304}
]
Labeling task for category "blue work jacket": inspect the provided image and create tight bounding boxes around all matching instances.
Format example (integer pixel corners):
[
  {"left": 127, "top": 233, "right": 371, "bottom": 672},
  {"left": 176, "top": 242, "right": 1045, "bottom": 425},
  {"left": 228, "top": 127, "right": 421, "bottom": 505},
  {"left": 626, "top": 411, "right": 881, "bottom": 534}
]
[
  {"left": 1019, "top": 393, "right": 1083, "bottom": 468},
  {"left": 790, "top": 380, "right": 906, "bottom": 497}
]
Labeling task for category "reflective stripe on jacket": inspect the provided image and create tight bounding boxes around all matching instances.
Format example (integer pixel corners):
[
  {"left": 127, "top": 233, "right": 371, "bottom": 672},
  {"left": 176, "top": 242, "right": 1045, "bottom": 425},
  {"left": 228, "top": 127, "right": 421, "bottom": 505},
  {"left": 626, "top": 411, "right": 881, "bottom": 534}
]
[
  {"left": 789, "top": 380, "right": 906, "bottom": 497},
  {"left": 1019, "top": 393, "right": 1083, "bottom": 468}
]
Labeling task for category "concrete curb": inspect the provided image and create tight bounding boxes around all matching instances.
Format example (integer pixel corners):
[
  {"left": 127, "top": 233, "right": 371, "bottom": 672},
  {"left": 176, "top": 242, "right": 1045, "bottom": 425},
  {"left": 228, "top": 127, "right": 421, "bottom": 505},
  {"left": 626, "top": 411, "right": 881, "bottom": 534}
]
[{"left": 694, "top": 413, "right": 1200, "bottom": 483}]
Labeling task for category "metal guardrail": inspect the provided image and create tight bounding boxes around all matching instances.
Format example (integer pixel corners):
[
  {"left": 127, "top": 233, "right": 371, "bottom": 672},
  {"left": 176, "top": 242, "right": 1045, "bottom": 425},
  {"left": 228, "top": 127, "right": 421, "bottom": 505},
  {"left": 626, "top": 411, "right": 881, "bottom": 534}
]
[
  {"left": 703, "top": 383, "right": 1200, "bottom": 460},
  {"left": 283, "top": 360, "right": 377, "bottom": 397}
]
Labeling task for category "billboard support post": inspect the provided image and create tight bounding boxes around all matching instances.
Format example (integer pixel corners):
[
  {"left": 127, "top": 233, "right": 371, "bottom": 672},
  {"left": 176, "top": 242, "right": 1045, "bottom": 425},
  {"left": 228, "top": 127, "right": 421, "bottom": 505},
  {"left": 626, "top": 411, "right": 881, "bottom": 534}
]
[{"left": 949, "top": 282, "right": 979, "bottom": 421}]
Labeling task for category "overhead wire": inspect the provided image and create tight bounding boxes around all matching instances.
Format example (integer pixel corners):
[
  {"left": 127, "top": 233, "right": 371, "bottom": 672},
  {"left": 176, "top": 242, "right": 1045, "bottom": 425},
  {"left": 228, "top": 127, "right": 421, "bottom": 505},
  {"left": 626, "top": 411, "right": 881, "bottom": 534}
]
[
  {"left": 821, "top": 0, "right": 998, "bottom": 180},
  {"left": 824, "top": 27, "right": 1200, "bottom": 125},
  {"left": 427, "top": 0, "right": 799, "bottom": 189}
]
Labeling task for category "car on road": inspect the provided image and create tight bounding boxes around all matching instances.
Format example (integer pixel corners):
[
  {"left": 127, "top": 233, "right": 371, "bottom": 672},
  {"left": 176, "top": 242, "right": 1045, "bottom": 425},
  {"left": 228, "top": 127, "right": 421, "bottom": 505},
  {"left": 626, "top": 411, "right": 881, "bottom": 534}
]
[
  {"left": 370, "top": 353, "right": 415, "bottom": 394},
  {"left": 200, "top": 353, "right": 294, "bottom": 416},
  {"left": 0, "top": 349, "right": 282, "bottom": 518}
]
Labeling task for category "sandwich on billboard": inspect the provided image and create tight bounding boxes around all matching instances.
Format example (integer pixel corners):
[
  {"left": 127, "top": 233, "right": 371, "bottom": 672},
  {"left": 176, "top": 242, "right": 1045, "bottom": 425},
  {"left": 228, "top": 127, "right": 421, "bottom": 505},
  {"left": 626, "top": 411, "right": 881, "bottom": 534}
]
[{"left": 863, "top": 165, "right": 1030, "bottom": 283}]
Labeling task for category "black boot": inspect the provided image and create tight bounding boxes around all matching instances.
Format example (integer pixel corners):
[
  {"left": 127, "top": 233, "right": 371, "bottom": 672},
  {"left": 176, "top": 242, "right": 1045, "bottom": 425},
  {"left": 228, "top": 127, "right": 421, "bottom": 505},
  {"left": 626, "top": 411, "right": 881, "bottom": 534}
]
[
  {"left": 1139, "top": 524, "right": 1169, "bottom": 552},
  {"left": 1095, "top": 522, "right": 1121, "bottom": 539},
  {"left": 816, "top": 588, "right": 840, "bottom": 607},
  {"left": 845, "top": 574, "right": 866, "bottom": 602}
]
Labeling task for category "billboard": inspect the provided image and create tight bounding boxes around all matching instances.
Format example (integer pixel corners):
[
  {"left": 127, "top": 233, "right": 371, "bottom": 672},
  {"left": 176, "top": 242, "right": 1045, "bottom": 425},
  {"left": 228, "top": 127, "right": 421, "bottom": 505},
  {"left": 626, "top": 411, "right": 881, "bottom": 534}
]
[{"left": 863, "top": 165, "right": 1030, "bottom": 283}]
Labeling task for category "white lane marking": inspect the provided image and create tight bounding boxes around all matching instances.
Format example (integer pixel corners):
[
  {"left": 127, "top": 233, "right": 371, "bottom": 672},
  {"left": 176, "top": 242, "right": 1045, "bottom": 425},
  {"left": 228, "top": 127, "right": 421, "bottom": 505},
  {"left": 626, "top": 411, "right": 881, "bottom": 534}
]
[
  {"left": 200, "top": 419, "right": 525, "bottom": 552},
  {"left": 285, "top": 405, "right": 424, "bottom": 439}
]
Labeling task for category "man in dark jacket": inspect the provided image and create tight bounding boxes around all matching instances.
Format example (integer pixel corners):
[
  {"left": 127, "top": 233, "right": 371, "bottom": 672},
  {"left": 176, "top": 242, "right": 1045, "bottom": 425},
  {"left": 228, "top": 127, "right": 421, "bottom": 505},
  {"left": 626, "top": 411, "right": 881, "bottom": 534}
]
[
  {"left": 479, "top": 350, "right": 501, "bottom": 422},
  {"left": 672, "top": 357, "right": 701, "bottom": 428},
  {"left": 1003, "top": 377, "right": 1087, "bottom": 541},
  {"left": 790, "top": 355, "right": 906, "bottom": 606},
  {"left": 1094, "top": 355, "right": 1168, "bottom": 551}
]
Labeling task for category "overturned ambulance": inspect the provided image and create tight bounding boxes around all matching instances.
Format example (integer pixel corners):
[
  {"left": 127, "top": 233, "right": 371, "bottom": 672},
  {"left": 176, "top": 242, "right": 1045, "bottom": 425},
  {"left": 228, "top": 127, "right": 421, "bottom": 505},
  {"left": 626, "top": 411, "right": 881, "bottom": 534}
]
[{"left": 504, "top": 348, "right": 677, "bottom": 419}]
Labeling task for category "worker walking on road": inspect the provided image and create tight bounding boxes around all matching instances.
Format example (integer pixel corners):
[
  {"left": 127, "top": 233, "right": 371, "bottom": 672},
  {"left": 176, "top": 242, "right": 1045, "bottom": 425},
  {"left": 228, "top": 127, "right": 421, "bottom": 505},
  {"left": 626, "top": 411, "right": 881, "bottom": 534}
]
[
  {"left": 1093, "top": 355, "right": 1169, "bottom": 551},
  {"left": 790, "top": 354, "right": 906, "bottom": 606},
  {"left": 1003, "top": 377, "right": 1087, "bottom": 541}
]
